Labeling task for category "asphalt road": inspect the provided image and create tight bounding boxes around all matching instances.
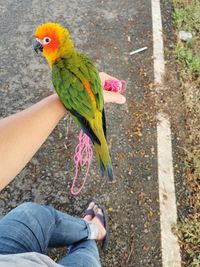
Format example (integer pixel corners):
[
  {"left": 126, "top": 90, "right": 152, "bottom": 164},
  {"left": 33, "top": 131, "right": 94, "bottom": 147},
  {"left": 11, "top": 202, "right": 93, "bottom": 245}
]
[{"left": 0, "top": 1, "right": 163, "bottom": 266}]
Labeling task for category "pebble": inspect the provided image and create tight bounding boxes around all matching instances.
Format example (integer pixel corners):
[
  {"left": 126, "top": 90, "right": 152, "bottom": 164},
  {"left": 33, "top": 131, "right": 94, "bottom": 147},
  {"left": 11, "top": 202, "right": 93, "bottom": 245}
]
[
  {"left": 31, "top": 158, "right": 39, "bottom": 165},
  {"left": 179, "top": 31, "right": 192, "bottom": 41}
]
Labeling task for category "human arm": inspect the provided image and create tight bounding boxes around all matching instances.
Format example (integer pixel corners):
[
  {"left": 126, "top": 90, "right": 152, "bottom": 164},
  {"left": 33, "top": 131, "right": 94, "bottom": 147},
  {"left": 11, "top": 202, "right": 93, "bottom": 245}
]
[
  {"left": 0, "top": 94, "right": 66, "bottom": 190},
  {"left": 0, "top": 72, "right": 126, "bottom": 190}
]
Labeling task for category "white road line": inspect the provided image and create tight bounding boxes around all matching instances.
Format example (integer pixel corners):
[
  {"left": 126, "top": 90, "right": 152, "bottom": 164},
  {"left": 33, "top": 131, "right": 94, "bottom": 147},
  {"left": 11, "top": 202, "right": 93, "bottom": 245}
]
[
  {"left": 151, "top": 0, "right": 182, "bottom": 266},
  {"left": 151, "top": 0, "right": 165, "bottom": 84},
  {"left": 157, "top": 114, "right": 181, "bottom": 267}
]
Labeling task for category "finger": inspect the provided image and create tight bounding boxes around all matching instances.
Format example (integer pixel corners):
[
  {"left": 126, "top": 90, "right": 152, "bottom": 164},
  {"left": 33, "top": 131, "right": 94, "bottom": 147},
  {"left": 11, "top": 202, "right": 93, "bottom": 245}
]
[
  {"left": 103, "top": 90, "right": 126, "bottom": 104},
  {"left": 99, "top": 72, "right": 119, "bottom": 86}
]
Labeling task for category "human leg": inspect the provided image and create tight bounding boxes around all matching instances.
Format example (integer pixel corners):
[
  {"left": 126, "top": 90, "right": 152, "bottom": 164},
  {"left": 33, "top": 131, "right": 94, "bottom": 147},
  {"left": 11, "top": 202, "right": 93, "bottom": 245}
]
[
  {"left": 0, "top": 202, "right": 55, "bottom": 254},
  {"left": 57, "top": 204, "right": 107, "bottom": 267},
  {"left": 0, "top": 202, "right": 92, "bottom": 254},
  {"left": 0, "top": 201, "right": 107, "bottom": 267},
  {"left": 58, "top": 240, "right": 101, "bottom": 267}
]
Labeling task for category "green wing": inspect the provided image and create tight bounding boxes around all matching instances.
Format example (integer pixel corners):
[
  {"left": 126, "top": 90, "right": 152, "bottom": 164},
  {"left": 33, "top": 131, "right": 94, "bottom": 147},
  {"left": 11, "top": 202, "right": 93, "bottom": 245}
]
[
  {"left": 79, "top": 53, "right": 104, "bottom": 112},
  {"left": 52, "top": 58, "right": 95, "bottom": 120},
  {"left": 52, "top": 56, "right": 104, "bottom": 145}
]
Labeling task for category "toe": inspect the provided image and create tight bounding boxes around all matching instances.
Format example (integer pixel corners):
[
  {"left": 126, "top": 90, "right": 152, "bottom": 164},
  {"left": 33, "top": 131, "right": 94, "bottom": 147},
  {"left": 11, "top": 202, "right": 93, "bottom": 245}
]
[
  {"left": 96, "top": 206, "right": 103, "bottom": 216},
  {"left": 83, "top": 202, "right": 95, "bottom": 221},
  {"left": 92, "top": 204, "right": 98, "bottom": 214},
  {"left": 87, "top": 202, "right": 95, "bottom": 210}
]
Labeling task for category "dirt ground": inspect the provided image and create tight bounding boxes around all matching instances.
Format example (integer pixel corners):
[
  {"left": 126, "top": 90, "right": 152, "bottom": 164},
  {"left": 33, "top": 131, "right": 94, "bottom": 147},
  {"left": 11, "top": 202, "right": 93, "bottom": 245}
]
[{"left": 0, "top": 0, "right": 188, "bottom": 266}]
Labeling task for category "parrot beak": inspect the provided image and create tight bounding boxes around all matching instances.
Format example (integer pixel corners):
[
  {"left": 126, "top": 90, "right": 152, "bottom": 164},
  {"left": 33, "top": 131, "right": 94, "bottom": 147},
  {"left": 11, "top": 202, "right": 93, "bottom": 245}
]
[{"left": 33, "top": 39, "right": 43, "bottom": 53}]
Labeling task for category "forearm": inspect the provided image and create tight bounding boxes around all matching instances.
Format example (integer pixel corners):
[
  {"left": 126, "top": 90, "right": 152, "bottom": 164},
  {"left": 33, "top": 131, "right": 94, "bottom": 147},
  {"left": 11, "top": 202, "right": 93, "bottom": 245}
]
[{"left": 0, "top": 94, "right": 66, "bottom": 190}]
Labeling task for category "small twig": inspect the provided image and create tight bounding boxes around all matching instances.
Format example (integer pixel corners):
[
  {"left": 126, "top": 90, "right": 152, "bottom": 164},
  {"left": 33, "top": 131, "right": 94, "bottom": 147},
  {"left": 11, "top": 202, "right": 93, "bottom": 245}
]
[
  {"left": 126, "top": 232, "right": 135, "bottom": 264},
  {"left": 130, "top": 46, "right": 148, "bottom": 55}
]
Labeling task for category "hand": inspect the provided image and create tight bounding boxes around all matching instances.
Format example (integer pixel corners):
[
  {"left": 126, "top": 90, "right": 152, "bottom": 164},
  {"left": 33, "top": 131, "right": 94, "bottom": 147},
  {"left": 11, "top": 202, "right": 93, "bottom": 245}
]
[{"left": 99, "top": 72, "right": 126, "bottom": 104}]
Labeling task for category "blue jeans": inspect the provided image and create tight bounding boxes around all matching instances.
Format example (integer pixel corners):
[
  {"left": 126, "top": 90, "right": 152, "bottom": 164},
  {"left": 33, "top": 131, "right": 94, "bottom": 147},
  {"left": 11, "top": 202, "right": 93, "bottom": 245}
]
[{"left": 0, "top": 202, "right": 101, "bottom": 267}]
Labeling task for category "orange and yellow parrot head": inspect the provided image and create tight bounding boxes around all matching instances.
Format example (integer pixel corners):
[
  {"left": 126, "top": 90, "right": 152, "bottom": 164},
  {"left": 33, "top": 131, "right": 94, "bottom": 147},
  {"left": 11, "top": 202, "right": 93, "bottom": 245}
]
[{"left": 33, "top": 22, "right": 74, "bottom": 67}]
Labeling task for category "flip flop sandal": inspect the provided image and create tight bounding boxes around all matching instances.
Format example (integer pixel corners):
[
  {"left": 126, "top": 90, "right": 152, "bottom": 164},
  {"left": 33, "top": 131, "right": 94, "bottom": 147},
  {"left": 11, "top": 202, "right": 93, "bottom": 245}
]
[
  {"left": 95, "top": 204, "right": 109, "bottom": 251},
  {"left": 82, "top": 201, "right": 95, "bottom": 218}
]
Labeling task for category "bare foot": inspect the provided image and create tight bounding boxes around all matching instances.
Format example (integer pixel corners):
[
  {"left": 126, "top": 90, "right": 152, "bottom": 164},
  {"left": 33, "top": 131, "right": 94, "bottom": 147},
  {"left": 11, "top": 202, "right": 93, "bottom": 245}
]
[
  {"left": 83, "top": 202, "right": 95, "bottom": 222},
  {"left": 90, "top": 205, "right": 106, "bottom": 241}
]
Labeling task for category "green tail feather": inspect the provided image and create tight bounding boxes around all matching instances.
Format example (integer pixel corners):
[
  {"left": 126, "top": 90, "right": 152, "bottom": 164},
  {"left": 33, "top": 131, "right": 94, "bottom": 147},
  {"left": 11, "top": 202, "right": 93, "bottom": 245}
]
[{"left": 94, "top": 136, "right": 114, "bottom": 181}]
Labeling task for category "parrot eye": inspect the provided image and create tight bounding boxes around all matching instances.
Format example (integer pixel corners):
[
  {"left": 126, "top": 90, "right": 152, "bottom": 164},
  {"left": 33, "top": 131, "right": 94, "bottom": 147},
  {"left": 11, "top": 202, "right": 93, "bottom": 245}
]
[{"left": 43, "top": 37, "right": 51, "bottom": 45}]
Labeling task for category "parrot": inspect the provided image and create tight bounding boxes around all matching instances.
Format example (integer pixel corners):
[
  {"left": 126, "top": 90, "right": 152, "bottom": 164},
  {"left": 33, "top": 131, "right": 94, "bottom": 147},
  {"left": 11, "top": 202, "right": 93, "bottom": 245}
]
[{"left": 33, "top": 22, "right": 113, "bottom": 181}]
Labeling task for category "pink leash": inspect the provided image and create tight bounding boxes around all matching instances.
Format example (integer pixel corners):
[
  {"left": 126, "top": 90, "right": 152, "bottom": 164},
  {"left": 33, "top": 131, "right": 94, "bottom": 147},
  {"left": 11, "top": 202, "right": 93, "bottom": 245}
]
[
  {"left": 70, "top": 130, "right": 93, "bottom": 195},
  {"left": 103, "top": 79, "right": 127, "bottom": 93},
  {"left": 70, "top": 79, "right": 127, "bottom": 195}
]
